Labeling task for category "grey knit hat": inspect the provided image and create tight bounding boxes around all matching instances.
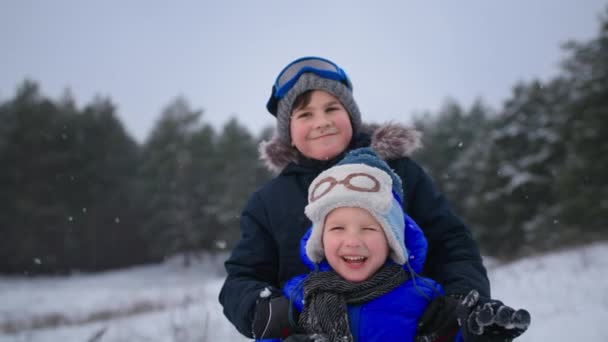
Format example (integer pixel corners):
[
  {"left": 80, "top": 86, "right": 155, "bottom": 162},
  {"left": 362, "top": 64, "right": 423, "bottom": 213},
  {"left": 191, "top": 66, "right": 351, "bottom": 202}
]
[{"left": 275, "top": 73, "right": 362, "bottom": 144}]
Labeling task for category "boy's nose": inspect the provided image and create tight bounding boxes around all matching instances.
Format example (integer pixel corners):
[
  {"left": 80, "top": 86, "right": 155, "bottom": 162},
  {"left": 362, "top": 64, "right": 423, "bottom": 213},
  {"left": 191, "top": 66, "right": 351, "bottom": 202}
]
[
  {"left": 314, "top": 114, "right": 331, "bottom": 129},
  {"left": 343, "top": 233, "right": 362, "bottom": 247}
]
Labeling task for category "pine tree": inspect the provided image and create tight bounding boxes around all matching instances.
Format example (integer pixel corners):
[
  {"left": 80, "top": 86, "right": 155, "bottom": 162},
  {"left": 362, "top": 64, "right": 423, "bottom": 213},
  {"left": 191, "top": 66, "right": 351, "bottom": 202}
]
[
  {"left": 70, "top": 97, "right": 143, "bottom": 270},
  {"left": 0, "top": 81, "right": 76, "bottom": 273},
  {"left": 213, "top": 118, "right": 261, "bottom": 249},
  {"left": 472, "top": 80, "right": 570, "bottom": 257},
  {"left": 184, "top": 123, "right": 220, "bottom": 255},
  {"left": 138, "top": 97, "right": 206, "bottom": 262},
  {"left": 412, "top": 100, "right": 493, "bottom": 222},
  {"left": 557, "top": 9, "right": 608, "bottom": 241}
]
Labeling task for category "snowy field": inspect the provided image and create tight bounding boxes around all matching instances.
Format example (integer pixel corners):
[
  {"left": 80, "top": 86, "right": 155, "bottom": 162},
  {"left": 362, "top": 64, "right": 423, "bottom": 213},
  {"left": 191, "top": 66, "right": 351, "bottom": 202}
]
[{"left": 1, "top": 242, "right": 607, "bottom": 342}]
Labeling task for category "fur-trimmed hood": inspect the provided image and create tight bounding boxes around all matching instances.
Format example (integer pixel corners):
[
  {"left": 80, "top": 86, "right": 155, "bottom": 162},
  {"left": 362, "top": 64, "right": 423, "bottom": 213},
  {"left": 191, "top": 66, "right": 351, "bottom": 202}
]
[{"left": 258, "top": 122, "right": 422, "bottom": 173}]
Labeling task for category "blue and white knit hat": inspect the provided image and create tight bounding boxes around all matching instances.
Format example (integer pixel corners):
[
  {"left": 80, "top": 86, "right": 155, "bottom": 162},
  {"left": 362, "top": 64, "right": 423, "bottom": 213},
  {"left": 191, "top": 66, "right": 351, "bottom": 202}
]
[{"left": 304, "top": 148, "right": 407, "bottom": 265}]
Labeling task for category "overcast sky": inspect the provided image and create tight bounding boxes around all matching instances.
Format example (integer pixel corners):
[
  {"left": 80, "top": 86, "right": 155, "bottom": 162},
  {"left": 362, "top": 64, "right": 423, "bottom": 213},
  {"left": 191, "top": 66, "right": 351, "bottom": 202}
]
[{"left": 1, "top": 1, "right": 606, "bottom": 142}]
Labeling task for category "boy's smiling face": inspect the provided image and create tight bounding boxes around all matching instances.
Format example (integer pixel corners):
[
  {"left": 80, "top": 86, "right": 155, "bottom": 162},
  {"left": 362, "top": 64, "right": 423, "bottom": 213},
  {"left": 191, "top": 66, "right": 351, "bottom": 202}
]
[
  {"left": 322, "top": 206, "right": 389, "bottom": 283},
  {"left": 289, "top": 90, "right": 353, "bottom": 161}
]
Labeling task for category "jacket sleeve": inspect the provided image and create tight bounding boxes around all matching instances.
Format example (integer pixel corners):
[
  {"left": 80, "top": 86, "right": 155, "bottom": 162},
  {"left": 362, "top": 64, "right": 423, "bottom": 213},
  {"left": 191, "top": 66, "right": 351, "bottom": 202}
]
[
  {"left": 219, "top": 191, "right": 281, "bottom": 338},
  {"left": 397, "top": 158, "right": 491, "bottom": 299}
]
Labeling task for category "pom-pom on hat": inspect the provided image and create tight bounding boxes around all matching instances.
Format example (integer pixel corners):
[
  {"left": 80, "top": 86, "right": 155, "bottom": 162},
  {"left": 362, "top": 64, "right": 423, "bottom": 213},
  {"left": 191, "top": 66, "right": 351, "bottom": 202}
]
[{"left": 304, "top": 148, "right": 407, "bottom": 265}]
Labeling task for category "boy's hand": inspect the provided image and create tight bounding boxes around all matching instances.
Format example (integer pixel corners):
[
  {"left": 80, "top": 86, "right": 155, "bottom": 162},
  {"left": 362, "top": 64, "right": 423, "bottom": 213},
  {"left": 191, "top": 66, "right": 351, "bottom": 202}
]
[
  {"left": 459, "top": 290, "right": 531, "bottom": 341},
  {"left": 416, "top": 290, "right": 531, "bottom": 341},
  {"left": 415, "top": 294, "right": 472, "bottom": 341},
  {"left": 252, "top": 295, "right": 293, "bottom": 339}
]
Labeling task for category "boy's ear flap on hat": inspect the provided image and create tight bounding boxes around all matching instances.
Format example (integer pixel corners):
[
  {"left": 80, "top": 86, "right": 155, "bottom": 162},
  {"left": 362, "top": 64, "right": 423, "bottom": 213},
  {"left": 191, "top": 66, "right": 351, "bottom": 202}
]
[{"left": 266, "top": 85, "right": 279, "bottom": 116}]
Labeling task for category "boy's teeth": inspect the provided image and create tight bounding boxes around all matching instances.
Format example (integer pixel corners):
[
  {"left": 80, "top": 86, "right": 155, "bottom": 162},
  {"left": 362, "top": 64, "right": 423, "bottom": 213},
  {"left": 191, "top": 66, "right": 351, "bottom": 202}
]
[{"left": 343, "top": 256, "right": 365, "bottom": 261}]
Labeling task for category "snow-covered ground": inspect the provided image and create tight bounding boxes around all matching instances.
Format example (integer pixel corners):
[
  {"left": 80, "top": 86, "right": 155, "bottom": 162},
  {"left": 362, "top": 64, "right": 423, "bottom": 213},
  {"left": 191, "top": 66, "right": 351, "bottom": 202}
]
[{"left": 1, "top": 242, "right": 607, "bottom": 341}]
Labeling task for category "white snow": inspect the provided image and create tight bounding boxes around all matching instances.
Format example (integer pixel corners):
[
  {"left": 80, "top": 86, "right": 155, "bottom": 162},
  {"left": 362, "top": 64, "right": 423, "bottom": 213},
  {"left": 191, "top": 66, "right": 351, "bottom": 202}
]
[{"left": 1, "top": 243, "right": 607, "bottom": 341}]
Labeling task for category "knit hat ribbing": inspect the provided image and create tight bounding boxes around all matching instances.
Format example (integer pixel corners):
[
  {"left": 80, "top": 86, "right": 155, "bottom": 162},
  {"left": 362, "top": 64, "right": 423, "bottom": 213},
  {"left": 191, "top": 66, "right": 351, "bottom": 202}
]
[
  {"left": 304, "top": 148, "right": 407, "bottom": 265},
  {"left": 276, "top": 73, "right": 362, "bottom": 144}
]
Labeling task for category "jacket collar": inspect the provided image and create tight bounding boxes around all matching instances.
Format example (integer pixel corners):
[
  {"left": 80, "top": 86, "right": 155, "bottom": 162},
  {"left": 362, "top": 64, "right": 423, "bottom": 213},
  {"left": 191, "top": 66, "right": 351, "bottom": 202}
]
[{"left": 259, "top": 122, "right": 422, "bottom": 173}]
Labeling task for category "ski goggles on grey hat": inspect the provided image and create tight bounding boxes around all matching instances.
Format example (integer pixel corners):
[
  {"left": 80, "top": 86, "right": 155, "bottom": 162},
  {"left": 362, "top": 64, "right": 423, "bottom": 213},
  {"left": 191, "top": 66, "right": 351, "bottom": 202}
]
[{"left": 266, "top": 56, "right": 353, "bottom": 116}]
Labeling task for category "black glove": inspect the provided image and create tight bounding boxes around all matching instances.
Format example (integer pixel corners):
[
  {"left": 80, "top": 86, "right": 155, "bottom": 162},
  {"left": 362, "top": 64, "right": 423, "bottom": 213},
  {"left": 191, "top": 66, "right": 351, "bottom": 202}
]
[
  {"left": 459, "top": 290, "right": 531, "bottom": 341},
  {"left": 415, "top": 295, "right": 460, "bottom": 341},
  {"left": 415, "top": 294, "right": 470, "bottom": 342},
  {"left": 416, "top": 290, "right": 531, "bottom": 342},
  {"left": 252, "top": 295, "right": 299, "bottom": 339}
]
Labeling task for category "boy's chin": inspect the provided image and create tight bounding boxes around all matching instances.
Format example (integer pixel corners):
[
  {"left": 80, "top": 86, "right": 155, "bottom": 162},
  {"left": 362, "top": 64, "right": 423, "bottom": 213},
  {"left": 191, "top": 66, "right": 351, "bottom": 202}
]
[
  {"left": 335, "top": 269, "right": 373, "bottom": 283},
  {"left": 305, "top": 148, "right": 342, "bottom": 161}
]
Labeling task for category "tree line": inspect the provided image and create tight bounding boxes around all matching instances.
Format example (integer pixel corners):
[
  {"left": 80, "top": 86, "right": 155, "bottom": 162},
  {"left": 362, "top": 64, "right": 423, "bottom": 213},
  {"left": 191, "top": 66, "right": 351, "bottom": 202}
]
[
  {"left": 0, "top": 89, "right": 273, "bottom": 274},
  {"left": 414, "top": 11, "right": 607, "bottom": 258},
  {"left": 1, "top": 9, "right": 606, "bottom": 273}
]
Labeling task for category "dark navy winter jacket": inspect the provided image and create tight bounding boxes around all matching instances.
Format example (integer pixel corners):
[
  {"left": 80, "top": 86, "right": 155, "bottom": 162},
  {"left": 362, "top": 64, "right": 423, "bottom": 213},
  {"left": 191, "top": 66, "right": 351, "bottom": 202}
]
[{"left": 219, "top": 129, "right": 489, "bottom": 338}]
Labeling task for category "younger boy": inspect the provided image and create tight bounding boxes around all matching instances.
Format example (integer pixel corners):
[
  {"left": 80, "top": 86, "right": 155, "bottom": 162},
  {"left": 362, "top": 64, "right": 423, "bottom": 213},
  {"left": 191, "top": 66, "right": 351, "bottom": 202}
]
[{"left": 286, "top": 147, "right": 442, "bottom": 341}]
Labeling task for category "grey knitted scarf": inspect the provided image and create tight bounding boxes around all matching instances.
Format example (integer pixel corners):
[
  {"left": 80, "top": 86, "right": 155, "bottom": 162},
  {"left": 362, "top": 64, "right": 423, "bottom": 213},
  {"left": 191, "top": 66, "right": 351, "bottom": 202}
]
[{"left": 298, "top": 264, "right": 409, "bottom": 342}]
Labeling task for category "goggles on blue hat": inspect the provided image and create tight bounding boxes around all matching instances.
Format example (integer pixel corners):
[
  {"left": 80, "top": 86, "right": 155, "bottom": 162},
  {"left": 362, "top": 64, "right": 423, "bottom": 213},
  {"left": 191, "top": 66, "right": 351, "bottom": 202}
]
[{"left": 266, "top": 56, "right": 353, "bottom": 116}]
